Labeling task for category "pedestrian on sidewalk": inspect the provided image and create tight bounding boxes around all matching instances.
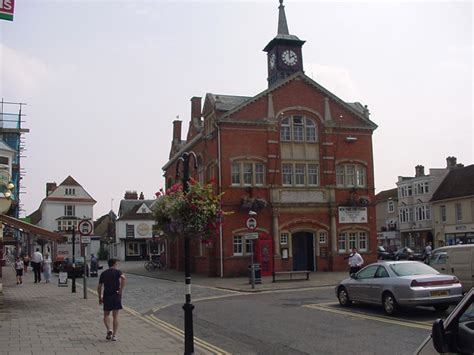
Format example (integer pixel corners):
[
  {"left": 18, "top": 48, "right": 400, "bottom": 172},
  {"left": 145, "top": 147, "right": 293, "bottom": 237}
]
[
  {"left": 14, "top": 256, "right": 24, "bottom": 285},
  {"left": 43, "top": 253, "right": 52, "bottom": 283},
  {"left": 22, "top": 253, "right": 30, "bottom": 273},
  {"left": 31, "top": 248, "right": 43, "bottom": 283},
  {"left": 97, "top": 258, "right": 126, "bottom": 342},
  {"left": 345, "top": 248, "right": 364, "bottom": 276}
]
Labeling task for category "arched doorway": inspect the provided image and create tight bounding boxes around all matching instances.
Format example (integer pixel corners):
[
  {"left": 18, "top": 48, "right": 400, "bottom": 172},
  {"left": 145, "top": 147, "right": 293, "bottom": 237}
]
[{"left": 292, "top": 232, "right": 315, "bottom": 271}]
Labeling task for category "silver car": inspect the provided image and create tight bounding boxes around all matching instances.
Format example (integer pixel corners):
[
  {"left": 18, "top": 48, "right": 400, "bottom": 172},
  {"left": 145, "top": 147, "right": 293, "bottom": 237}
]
[{"left": 336, "top": 261, "right": 463, "bottom": 315}]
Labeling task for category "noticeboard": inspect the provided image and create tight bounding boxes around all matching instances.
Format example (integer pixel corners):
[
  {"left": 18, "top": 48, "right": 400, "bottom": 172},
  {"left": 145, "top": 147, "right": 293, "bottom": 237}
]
[{"left": 58, "top": 272, "right": 68, "bottom": 287}]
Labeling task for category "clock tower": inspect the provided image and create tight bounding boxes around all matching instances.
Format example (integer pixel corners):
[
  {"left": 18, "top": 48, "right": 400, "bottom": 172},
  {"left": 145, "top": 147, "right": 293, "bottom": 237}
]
[{"left": 264, "top": 0, "right": 305, "bottom": 87}]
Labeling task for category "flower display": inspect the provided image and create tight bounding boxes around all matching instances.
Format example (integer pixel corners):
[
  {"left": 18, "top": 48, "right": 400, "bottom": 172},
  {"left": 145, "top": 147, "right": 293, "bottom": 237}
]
[{"left": 154, "top": 179, "right": 224, "bottom": 244}]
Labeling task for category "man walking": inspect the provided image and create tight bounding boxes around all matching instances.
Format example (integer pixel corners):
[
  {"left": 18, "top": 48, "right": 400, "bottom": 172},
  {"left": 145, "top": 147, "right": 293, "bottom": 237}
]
[
  {"left": 30, "top": 248, "right": 43, "bottom": 283},
  {"left": 97, "top": 259, "right": 126, "bottom": 341},
  {"left": 347, "top": 248, "right": 364, "bottom": 276}
]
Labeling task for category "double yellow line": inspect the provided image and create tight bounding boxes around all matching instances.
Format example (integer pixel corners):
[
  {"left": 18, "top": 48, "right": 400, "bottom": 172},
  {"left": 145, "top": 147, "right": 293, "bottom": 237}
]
[
  {"left": 143, "top": 313, "right": 230, "bottom": 355},
  {"left": 304, "top": 302, "right": 432, "bottom": 330},
  {"left": 88, "top": 286, "right": 228, "bottom": 354}
]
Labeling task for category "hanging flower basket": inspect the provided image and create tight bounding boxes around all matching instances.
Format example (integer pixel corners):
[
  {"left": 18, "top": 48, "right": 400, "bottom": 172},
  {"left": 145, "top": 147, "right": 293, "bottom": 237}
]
[
  {"left": 240, "top": 196, "right": 267, "bottom": 211},
  {"left": 154, "top": 179, "right": 224, "bottom": 244}
]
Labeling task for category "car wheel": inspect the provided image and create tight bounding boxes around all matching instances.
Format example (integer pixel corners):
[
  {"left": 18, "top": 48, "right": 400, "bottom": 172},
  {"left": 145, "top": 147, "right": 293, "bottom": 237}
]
[
  {"left": 434, "top": 304, "right": 449, "bottom": 312},
  {"left": 338, "top": 287, "right": 352, "bottom": 307},
  {"left": 382, "top": 292, "right": 399, "bottom": 316}
]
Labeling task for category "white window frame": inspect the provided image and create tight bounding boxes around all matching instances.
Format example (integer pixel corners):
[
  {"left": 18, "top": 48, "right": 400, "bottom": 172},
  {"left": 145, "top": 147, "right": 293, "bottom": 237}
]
[
  {"left": 319, "top": 231, "right": 327, "bottom": 244},
  {"left": 233, "top": 235, "right": 243, "bottom": 256},
  {"left": 336, "top": 164, "right": 367, "bottom": 188},
  {"left": 338, "top": 231, "right": 369, "bottom": 253},
  {"left": 280, "top": 233, "right": 289, "bottom": 245},
  {"left": 65, "top": 188, "right": 76, "bottom": 196},
  {"left": 64, "top": 205, "right": 75, "bottom": 217},
  {"left": 231, "top": 161, "right": 265, "bottom": 187},
  {"left": 126, "top": 242, "right": 140, "bottom": 256},
  {"left": 280, "top": 116, "right": 317, "bottom": 142},
  {"left": 440, "top": 205, "right": 447, "bottom": 223},
  {"left": 388, "top": 201, "right": 395, "bottom": 213},
  {"left": 126, "top": 224, "right": 135, "bottom": 237},
  {"left": 282, "top": 162, "right": 320, "bottom": 187},
  {"left": 455, "top": 203, "right": 462, "bottom": 222}
]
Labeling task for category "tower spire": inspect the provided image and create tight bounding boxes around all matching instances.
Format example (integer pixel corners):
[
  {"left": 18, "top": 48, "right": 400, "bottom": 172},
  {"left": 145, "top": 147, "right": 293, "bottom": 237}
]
[{"left": 277, "top": 0, "right": 289, "bottom": 35}]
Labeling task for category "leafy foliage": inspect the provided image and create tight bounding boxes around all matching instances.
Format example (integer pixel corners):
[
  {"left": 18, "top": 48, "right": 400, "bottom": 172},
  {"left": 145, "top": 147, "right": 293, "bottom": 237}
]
[{"left": 154, "top": 179, "right": 224, "bottom": 244}]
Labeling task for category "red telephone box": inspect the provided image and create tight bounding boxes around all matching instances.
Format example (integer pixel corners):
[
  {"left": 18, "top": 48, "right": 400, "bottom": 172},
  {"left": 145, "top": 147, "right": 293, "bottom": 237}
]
[{"left": 254, "top": 233, "right": 273, "bottom": 276}]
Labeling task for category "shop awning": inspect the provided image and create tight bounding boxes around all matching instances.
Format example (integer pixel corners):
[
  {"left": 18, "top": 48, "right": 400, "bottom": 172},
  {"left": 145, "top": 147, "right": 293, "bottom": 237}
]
[{"left": 0, "top": 214, "right": 66, "bottom": 243}]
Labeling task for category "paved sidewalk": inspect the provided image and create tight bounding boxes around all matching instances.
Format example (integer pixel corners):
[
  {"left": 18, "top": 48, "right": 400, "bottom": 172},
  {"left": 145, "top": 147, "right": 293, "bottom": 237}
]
[
  {"left": 0, "top": 265, "right": 217, "bottom": 355},
  {"left": 119, "top": 261, "right": 348, "bottom": 293}
]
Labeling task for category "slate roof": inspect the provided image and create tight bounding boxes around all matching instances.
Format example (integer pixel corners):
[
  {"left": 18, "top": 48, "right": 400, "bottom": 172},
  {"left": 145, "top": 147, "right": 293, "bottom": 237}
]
[
  {"left": 59, "top": 175, "right": 81, "bottom": 186},
  {"left": 118, "top": 199, "right": 155, "bottom": 220},
  {"left": 206, "top": 94, "right": 251, "bottom": 112},
  {"left": 431, "top": 165, "right": 474, "bottom": 202},
  {"left": 375, "top": 188, "right": 398, "bottom": 202}
]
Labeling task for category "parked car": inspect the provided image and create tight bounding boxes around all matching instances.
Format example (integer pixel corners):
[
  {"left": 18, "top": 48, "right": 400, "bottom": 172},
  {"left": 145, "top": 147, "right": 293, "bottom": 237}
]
[
  {"left": 393, "top": 247, "right": 423, "bottom": 261},
  {"left": 335, "top": 261, "right": 463, "bottom": 316},
  {"left": 377, "top": 246, "right": 394, "bottom": 260},
  {"left": 59, "top": 256, "right": 86, "bottom": 278},
  {"left": 428, "top": 244, "right": 474, "bottom": 293},
  {"left": 416, "top": 287, "right": 474, "bottom": 355}
]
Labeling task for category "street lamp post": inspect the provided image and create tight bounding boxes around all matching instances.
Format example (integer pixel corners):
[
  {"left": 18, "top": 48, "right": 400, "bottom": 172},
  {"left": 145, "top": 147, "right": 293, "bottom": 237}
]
[
  {"left": 71, "top": 227, "right": 76, "bottom": 293},
  {"left": 176, "top": 151, "right": 197, "bottom": 355}
]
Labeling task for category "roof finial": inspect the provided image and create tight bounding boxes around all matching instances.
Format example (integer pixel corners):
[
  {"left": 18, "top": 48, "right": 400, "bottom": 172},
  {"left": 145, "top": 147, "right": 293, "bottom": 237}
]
[{"left": 278, "top": 0, "right": 289, "bottom": 35}]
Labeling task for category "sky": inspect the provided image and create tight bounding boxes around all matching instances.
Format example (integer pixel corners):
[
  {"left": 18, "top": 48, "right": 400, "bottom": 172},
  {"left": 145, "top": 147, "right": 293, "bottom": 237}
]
[{"left": 0, "top": 0, "right": 472, "bottom": 219}]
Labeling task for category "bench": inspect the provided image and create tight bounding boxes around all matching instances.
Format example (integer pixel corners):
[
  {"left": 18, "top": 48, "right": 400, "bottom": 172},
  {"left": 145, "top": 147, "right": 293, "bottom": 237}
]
[{"left": 272, "top": 270, "right": 310, "bottom": 282}]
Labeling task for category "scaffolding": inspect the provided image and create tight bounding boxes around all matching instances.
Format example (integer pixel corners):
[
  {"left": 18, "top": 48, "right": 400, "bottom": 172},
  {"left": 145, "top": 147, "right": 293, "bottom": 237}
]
[{"left": 0, "top": 99, "right": 29, "bottom": 218}]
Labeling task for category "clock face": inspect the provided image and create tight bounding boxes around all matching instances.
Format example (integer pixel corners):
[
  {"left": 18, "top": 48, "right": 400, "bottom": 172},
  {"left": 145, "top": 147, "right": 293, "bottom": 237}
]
[
  {"left": 282, "top": 50, "right": 298, "bottom": 66},
  {"left": 137, "top": 223, "right": 150, "bottom": 236},
  {"left": 269, "top": 53, "right": 276, "bottom": 70}
]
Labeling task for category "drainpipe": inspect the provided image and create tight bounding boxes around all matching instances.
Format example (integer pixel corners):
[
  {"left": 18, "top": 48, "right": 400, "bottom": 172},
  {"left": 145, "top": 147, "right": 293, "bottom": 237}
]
[{"left": 217, "top": 124, "right": 224, "bottom": 278}]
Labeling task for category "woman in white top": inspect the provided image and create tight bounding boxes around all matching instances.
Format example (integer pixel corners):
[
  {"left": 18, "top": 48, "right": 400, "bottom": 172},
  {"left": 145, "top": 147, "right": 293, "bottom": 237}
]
[{"left": 43, "top": 253, "right": 52, "bottom": 283}]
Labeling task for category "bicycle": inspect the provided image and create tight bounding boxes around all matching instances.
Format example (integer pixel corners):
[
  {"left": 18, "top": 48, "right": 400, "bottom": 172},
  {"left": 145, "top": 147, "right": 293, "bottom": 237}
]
[{"left": 144, "top": 255, "right": 166, "bottom": 271}]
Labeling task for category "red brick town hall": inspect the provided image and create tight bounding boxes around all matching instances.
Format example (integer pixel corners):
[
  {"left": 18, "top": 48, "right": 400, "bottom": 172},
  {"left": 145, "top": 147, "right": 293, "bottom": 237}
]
[{"left": 163, "top": 1, "right": 378, "bottom": 277}]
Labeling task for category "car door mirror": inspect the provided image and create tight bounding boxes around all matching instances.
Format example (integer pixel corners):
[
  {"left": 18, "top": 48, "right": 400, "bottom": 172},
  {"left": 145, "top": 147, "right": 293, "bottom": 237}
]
[
  {"left": 350, "top": 273, "right": 357, "bottom": 279},
  {"left": 432, "top": 319, "right": 449, "bottom": 353}
]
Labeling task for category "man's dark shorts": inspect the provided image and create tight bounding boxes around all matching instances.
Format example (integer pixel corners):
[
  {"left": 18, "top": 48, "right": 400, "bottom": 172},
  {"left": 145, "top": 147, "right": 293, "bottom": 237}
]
[{"left": 103, "top": 293, "right": 123, "bottom": 312}]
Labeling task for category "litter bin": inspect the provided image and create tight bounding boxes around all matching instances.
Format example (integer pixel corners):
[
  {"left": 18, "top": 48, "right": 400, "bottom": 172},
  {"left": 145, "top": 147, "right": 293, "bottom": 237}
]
[{"left": 248, "top": 263, "right": 262, "bottom": 284}]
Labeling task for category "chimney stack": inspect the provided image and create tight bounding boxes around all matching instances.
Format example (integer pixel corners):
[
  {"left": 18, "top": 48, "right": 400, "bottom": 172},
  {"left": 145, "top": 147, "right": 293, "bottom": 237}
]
[
  {"left": 191, "top": 97, "right": 202, "bottom": 125},
  {"left": 446, "top": 156, "right": 457, "bottom": 169},
  {"left": 124, "top": 190, "right": 138, "bottom": 200},
  {"left": 46, "top": 182, "right": 57, "bottom": 196},
  {"left": 415, "top": 165, "right": 425, "bottom": 177},
  {"left": 139, "top": 192, "right": 144, "bottom": 200},
  {"left": 172, "top": 120, "right": 182, "bottom": 144}
]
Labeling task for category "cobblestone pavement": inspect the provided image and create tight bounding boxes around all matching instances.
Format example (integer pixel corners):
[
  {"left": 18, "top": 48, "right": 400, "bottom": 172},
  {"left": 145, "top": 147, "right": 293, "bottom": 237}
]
[{"left": 0, "top": 265, "right": 220, "bottom": 355}]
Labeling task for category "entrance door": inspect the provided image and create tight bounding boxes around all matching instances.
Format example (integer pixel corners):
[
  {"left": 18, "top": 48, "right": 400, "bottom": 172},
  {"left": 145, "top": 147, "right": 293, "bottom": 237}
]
[
  {"left": 292, "top": 232, "right": 315, "bottom": 271},
  {"left": 140, "top": 243, "right": 147, "bottom": 259}
]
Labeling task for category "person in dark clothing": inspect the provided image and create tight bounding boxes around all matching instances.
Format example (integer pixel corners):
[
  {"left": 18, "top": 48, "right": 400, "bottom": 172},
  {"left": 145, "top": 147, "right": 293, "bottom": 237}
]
[{"left": 97, "top": 259, "right": 126, "bottom": 341}]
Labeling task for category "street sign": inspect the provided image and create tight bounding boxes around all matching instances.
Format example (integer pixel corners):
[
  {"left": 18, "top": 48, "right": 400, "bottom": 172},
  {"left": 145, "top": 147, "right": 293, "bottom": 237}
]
[
  {"left": 246, "top": 217, "right": 258, "bottom": 230},
  {"left": 244, "top": 232, "right": 259, "bottom": 240},
  {"left": 78, "top": 219, "right": 93, "bottom": 236},
  {"left": 81, "top": 236, "right": 91, "bottom": 244}
]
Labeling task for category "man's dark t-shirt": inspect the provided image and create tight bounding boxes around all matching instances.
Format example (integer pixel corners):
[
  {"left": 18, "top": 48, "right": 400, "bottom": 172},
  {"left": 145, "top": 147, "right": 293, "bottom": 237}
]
[{"left": 99, "top": 268, "right": 123, "bottom": 296}]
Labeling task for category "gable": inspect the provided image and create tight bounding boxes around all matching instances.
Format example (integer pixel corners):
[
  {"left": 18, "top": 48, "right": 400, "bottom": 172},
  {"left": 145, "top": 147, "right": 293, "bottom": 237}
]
[
  {"left": 221, "top": 73, "right": 377, "bottom": 130},
  {"left": 44, "top": 176, "right": 96, "bottom": 203}
]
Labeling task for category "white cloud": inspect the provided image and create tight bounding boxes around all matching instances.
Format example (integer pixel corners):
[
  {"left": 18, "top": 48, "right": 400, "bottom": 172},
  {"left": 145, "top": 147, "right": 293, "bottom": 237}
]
[
  {"left": 304, "top": 62, "right": 361, "bottom": 102},
  {"left": 0, "top": 44, "right": 51, "bottom": 96}
]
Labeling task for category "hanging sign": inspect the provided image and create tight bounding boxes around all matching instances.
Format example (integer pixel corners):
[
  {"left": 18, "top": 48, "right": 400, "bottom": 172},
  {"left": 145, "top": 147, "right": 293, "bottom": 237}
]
[{"left": 0, "top": 0, "right": 14, "bottom": 21}]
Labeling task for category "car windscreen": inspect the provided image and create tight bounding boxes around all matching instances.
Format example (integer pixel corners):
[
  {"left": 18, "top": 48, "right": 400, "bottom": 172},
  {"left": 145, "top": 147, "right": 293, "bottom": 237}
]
[{"left": 389, "top": 262, "right": 439, "bottom": 276}]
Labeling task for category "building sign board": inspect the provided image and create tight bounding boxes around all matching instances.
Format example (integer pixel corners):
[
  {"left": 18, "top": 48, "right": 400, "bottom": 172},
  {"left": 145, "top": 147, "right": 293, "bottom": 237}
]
[
  {"left": 0, "top": 0, "right": 14, "bottom": 21},
  {"left": 244, "top": 232, "right": 259, "bottom": 240},
  {"left": 338, "top": 207, "right": 368, "bottom": 224}
]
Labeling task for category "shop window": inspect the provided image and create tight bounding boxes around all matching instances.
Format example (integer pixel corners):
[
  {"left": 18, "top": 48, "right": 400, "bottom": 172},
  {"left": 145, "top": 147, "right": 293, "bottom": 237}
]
[{"left": 127, "top": 242, "right": 139, "bottom": 256}]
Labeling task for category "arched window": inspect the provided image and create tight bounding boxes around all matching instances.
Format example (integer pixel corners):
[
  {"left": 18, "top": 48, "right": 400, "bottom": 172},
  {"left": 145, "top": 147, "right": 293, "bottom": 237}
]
[{"left": 280, "top": 116, "right": 317, "bottom": 142}]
